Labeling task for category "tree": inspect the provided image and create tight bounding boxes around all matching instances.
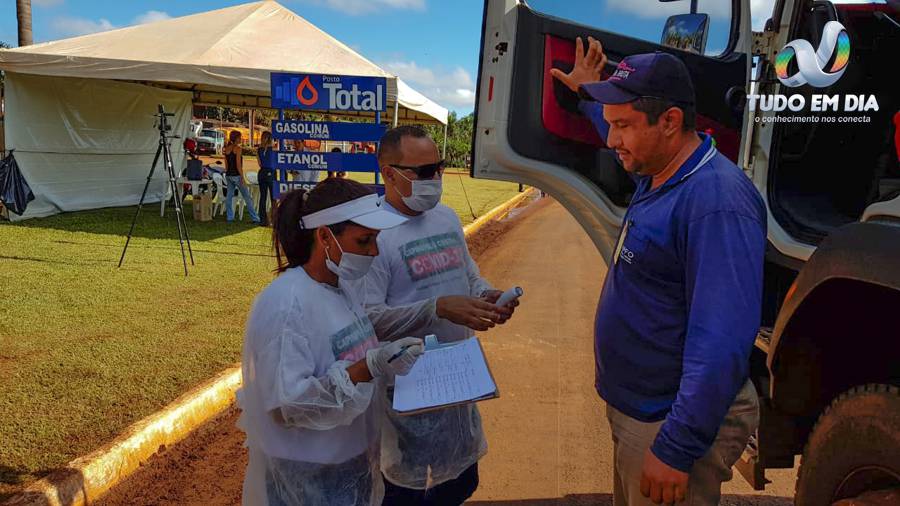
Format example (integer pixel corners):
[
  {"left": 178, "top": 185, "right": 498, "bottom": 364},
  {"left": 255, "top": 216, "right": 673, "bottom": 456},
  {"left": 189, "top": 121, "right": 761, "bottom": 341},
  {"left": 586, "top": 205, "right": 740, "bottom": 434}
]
[
  {"left": 0, "top": 42, "right": 9, "bottom": 88},
  {"left": 1, "top": 39, "right": 9, "bottom": 118},
  {"left": 17, "top": 0, "right": 32, "bottom": 47},
  {"left": 192, "top": 105, "right": 249, "bottom": 125},
  {"left": 424, "top": 111, "right": 475, "bottom": 169}
]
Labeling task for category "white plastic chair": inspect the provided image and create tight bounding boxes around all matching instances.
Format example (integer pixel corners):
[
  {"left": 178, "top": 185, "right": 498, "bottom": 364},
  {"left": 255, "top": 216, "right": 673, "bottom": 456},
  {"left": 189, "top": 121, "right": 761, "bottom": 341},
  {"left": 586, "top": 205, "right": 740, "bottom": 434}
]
[
  {"left": 246, "top": 171, "right": 260, "bottom": 209},
  {"left": 159, "top": 180, "right": 171, "bottom": 217},
  {"left": 233, "top": 177, "right": 247, "bottom": 221},
  {"left": 160, "top": 178, "right": 184, "bottom": 217},
  {"left": 214, "top": 172, "right": 250, "bottom": 220},
  {"left": 211, "top": 172, "right": 228, "bottom": 217}
]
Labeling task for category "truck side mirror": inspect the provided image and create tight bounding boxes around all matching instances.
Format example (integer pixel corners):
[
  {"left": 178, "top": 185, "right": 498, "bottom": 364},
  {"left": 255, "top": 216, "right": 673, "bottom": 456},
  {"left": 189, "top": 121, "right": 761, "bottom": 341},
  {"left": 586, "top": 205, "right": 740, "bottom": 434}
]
[{"left": 660, "top": 13, "right": 710, "bottom": 55}]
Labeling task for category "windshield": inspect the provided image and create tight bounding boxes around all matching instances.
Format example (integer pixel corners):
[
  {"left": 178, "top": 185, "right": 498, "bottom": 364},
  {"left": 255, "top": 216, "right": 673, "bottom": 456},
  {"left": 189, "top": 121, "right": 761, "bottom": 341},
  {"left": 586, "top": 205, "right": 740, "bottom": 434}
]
[
  {"left": 525, "top": 0, "right": 735, "bottom": 56},
  {"left": 201, "top": 130, "right": 218, "bottom": 138}
]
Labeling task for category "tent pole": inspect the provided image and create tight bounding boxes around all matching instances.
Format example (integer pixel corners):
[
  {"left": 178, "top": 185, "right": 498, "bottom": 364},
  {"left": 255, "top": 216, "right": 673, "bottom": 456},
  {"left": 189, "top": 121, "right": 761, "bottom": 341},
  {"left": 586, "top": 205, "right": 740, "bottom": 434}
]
[
  {"left": 375, "top": 110, "right": 381, "bottom": 186},
  {"left": 392, "top": 98, "right": 399, "bottom": 128},
  {"left": 442, "top": 122, "right": 448, "bottom": 160},
  {"left": 249, "top": 109, "right": 255, "bottom": 148},
  {"left": 274, "top": 108, "right": 285, "bottom": 199}
]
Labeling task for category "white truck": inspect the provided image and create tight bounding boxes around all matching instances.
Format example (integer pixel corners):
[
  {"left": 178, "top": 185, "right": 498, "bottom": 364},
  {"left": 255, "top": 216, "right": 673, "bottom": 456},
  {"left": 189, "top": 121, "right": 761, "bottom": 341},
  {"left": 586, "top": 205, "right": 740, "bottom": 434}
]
[{"left": 472, "top": 0, "right": 900, "bottom": 503}]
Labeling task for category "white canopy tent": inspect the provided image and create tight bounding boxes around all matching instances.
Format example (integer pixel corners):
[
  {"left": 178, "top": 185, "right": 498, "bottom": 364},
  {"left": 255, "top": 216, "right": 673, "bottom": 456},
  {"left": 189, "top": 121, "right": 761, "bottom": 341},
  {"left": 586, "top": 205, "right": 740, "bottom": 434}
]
[{"left": 0, "top": 0, "right": 449, "bottom": 220}]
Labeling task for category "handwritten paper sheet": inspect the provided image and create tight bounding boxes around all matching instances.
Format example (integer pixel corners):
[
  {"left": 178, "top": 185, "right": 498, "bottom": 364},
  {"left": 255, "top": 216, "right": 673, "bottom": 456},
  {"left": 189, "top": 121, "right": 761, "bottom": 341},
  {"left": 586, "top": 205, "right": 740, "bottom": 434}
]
[{"left": 392, "top": 337, "right": 497, "bottom": 414}]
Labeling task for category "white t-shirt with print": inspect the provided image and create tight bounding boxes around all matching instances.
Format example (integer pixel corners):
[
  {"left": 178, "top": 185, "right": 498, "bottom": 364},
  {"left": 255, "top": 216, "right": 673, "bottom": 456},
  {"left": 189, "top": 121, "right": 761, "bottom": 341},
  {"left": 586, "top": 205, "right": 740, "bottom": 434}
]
[
  {"left": 361, "top": 202, "right": 493, "bottom": 343},
  {"left": 356, "top": 201, "right": 493, "bottom": 489}
]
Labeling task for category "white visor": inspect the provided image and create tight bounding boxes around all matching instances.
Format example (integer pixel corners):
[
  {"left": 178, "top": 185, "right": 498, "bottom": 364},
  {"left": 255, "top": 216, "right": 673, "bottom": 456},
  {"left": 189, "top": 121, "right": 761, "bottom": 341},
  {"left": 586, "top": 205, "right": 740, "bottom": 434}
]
[{"left": 300, "top": 194, "right": 407, "bottom": 230}]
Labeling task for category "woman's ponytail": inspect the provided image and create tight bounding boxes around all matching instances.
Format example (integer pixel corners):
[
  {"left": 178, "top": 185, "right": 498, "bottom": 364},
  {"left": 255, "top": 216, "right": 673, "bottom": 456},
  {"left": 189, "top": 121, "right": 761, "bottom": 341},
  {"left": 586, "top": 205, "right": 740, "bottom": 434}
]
[{"left": 272, "top": 189, "right": 313, "bottom": 273}]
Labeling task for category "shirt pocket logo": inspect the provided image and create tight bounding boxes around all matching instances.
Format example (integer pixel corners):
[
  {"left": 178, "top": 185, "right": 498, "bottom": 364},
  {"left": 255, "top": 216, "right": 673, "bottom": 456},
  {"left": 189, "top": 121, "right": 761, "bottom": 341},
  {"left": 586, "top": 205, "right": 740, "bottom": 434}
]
[{"left": 614, "top": 221, "right": 649, "bottom": 267}]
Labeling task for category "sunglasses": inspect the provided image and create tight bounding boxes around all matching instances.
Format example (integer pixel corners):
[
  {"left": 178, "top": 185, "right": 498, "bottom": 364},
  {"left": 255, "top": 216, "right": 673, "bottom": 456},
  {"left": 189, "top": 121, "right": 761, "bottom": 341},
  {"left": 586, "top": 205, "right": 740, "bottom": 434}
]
[{"left": 390, "top": 160, "right": 446, "bottom": 179}]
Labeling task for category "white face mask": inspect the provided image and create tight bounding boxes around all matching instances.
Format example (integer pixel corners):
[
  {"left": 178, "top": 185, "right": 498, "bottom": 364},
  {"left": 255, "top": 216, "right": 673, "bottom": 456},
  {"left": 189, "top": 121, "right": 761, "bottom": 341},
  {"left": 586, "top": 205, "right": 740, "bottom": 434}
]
[
  {"left": 323, "top": 228, "right": 375, "bottom": 281},
  {"left": 395, "top": 170, "right": 442, "bottom": 212}
]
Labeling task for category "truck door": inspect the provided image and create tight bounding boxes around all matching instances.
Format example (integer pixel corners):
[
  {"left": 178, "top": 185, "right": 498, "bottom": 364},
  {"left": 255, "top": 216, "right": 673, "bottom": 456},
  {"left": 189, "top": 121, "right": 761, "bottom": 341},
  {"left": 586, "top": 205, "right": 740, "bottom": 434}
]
[{"left": 473, "top": 0, "right": 753, "bottom": 260}]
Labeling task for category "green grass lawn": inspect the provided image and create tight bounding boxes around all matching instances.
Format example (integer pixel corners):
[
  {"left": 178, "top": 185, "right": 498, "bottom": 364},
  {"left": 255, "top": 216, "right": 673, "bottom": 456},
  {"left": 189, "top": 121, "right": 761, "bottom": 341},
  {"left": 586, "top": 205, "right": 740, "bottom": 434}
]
[{"left": 0, "top": 173, "right": 519, "bottom": 497}]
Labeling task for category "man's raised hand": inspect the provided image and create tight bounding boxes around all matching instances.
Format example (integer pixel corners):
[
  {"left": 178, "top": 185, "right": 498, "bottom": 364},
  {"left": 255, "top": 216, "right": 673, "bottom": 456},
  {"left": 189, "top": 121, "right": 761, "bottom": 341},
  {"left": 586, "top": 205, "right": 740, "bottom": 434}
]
[{"left": 549, "top": 36, "right": 608, "bottom": 93}]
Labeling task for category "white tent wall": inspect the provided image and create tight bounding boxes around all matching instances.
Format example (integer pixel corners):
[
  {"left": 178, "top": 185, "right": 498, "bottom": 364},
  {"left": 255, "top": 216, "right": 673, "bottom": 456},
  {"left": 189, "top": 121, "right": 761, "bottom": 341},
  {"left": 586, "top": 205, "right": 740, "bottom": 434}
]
[{"left": 4, "top": 73, "right": 191, "bottom": 221}]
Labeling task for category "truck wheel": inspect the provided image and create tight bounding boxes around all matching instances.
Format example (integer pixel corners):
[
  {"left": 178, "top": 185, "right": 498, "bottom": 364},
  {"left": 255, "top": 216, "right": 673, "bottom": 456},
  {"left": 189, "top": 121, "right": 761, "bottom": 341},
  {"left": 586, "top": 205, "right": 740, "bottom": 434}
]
[{"left": 795, "top": 384, "right": 900, "bottom": 505}]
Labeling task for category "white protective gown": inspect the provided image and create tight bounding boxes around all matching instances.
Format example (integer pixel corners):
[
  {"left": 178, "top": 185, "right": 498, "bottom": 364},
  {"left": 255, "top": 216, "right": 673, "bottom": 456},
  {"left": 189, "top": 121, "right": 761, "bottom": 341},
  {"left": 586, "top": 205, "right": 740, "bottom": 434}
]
[
  {"left": 238, "top": 266, "right": 383, "bottom": 506},
  {"left": 355, "top": 202, "right": 493, "bottom": 490},
  {"left": 238, "top": 267, "right": 437, "bottom": 506}
]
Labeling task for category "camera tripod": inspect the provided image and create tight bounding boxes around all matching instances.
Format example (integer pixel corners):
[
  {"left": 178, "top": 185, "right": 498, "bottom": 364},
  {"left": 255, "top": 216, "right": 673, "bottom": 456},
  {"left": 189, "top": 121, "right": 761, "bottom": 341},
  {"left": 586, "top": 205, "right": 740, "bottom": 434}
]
[{"left": 118, "top": 105, "right": 194, "bottom": 276}]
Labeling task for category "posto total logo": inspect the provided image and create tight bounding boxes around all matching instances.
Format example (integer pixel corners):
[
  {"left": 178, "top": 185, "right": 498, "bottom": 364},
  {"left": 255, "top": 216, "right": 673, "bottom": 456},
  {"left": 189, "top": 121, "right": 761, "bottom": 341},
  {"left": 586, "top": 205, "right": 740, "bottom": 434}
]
[
  {"left": 296, "top": 76, "right": 319, "bottom": 106},
  {"left": 775, "top": 21, "right": 850, "bottom": 88}
]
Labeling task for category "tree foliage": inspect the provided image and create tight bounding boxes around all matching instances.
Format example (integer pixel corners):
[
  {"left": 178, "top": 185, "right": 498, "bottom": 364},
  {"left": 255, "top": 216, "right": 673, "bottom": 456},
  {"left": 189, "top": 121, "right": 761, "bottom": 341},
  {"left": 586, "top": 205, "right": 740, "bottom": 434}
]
[
  {"left": 0, "top": 41, "right": 9, "bottom": 88},
  {"left": 189, "top": 104, "right": 477, "bottom": 168},
  {"left": 424, "top": 111, "right": 474, "bottom": 169}
]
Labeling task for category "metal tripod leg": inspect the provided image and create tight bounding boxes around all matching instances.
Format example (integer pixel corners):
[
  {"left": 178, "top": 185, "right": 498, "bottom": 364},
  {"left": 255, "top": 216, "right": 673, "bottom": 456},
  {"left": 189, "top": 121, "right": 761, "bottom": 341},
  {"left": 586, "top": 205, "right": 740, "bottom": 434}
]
[
  {"left": 172, "top": 181, "right": 195, "bottom": 265},
  {"left": 118, "top": 141, "right": 162, "bottom": 268},
  {"left": 171, "top": 158, "right": 195, "bottom": 265},
  {"left": 119, "top": 119, "right": 195, "bottom": 276},
  {"left": 162, "top": 135, "right": 193, "bottom": 276}
]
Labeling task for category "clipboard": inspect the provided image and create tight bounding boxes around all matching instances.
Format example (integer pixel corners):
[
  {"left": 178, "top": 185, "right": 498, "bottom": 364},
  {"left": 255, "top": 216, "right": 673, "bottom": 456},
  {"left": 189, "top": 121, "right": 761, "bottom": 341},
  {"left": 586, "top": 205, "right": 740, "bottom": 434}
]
[{"left": 392, "top": 337, "right": 499, "bottom": 416}]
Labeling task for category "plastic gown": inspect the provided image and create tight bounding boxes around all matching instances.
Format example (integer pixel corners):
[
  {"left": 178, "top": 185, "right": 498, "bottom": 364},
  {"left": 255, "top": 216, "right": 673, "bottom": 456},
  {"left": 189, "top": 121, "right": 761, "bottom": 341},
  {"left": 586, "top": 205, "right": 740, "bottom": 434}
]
[
  {"left": 237, "top": 266, "right": 437, "bottom": 505},
  {"left": 351, "top": 202, "right": 493, "bottom": 490}
]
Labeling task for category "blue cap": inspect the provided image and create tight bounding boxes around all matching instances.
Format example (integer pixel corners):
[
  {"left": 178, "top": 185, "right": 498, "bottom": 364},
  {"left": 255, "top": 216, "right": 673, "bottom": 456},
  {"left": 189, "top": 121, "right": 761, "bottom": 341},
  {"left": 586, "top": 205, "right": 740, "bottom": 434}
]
[{"left": 579, "top": 52, "right": 695, "bottom": 106}]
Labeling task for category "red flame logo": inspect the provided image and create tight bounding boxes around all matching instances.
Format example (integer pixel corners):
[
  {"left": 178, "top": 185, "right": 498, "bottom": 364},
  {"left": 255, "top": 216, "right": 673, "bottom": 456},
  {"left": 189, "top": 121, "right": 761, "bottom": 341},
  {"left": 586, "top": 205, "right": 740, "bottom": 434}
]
[{"left": 296, "top": 76, "right": 319, "bottom": 106}]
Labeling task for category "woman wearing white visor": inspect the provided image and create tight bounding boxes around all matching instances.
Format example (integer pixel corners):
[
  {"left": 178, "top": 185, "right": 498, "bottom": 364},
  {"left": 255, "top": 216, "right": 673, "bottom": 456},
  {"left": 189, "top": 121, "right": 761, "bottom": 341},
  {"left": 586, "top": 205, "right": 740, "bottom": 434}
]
[{"left": 238, "top": 179, "right": 426, "bottom": 505}]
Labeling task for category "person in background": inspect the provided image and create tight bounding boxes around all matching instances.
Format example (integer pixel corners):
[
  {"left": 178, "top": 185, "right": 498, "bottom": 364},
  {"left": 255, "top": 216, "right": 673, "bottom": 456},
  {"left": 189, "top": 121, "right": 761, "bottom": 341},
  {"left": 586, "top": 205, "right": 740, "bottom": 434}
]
[
  {"left": 292, "top": 139, "right": 321, "bottom": 186},
  {"left": 181, "top": 138, "right": 201, "bottom": 201},
  {"left": 256, "top": 131, "right": 276, "bottom": 227},
  {"left": 330, "top": 147, "right": 347, "bottom": 179},
  {"left": 552, "top": 38, "right": 765, "bottom": 505},
  {"left": 223, "top": 130, "right": 261, "bottom": 224}
]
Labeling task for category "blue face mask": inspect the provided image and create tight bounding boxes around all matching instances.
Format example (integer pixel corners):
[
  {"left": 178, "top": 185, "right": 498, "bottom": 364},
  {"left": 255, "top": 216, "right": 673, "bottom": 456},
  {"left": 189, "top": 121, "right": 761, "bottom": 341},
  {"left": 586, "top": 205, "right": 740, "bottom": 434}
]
[{"left": 324, "top": 228, "right": 374, "bottom": 281}]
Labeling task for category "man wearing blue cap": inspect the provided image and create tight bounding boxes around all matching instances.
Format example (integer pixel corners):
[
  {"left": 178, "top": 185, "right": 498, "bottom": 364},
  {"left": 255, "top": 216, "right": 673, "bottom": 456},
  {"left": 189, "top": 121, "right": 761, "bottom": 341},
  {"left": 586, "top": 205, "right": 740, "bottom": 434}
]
[{"left": 553, "top": 39, "right": 766, "bottom": 505}]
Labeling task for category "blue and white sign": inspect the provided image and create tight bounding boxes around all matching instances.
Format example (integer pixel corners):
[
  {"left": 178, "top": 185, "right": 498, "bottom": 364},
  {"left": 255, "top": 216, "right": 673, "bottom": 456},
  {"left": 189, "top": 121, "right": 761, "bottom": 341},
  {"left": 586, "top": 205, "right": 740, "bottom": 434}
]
[
  {"left": 273, "top": 152, "right": 380, "bottom": 173},
  {"left": 278, "top": 181, "right": 319, "bottom": 194},
  {"left": 271, "top": 73, "right": 387, "bottom": 112},
  {"left": 271, "top": 120, "right": 386, "bottom": 141},
  {"left": 278, "top": 181, "right": 386, "bottom": 196}
]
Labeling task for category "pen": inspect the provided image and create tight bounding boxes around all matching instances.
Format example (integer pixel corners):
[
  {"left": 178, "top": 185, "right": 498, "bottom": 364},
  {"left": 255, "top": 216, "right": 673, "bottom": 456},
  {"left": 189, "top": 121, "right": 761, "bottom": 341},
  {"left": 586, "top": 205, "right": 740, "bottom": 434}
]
[{"left": 387, "top": 345, "right": 413, "bottom": 364}]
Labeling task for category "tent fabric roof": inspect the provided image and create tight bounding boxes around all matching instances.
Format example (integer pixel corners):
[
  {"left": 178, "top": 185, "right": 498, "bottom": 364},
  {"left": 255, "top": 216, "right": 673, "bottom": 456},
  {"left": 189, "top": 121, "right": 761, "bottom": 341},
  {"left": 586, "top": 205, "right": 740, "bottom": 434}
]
[{"left": 0, "top": 1, "right": 448, "bottom": 125}]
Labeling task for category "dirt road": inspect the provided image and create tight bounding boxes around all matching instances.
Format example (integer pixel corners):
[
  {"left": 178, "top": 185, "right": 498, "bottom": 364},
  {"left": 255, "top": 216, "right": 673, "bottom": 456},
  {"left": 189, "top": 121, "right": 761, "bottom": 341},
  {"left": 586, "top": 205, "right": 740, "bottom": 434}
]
[{"left": 97, "top": 198, "right": 797, "bottom": 505}]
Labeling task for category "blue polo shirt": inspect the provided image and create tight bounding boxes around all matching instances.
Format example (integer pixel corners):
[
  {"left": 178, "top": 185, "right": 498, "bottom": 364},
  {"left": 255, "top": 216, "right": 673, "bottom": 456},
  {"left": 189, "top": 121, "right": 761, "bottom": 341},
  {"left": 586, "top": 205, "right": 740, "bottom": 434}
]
[{"left": 585, "top": 102, "right": 767, "bottom": 472}]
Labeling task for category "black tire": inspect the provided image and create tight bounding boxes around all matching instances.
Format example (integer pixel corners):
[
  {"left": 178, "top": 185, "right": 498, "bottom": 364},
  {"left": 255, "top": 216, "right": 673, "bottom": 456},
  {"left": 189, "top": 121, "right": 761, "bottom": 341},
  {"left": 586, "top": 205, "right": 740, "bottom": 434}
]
[{"left": 795, "top": 384, "right": 900, "bottom": 505}]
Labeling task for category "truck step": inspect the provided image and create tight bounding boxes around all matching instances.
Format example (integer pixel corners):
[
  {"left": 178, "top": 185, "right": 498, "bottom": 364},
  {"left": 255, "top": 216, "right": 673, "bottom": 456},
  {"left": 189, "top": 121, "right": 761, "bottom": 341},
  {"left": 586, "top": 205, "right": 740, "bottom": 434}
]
[
  {"left": 734, "top": 434, "right": 771, "bottom": 491},
  {"left": 755, "top": 327, "right": 773, "bottom": 354}
]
